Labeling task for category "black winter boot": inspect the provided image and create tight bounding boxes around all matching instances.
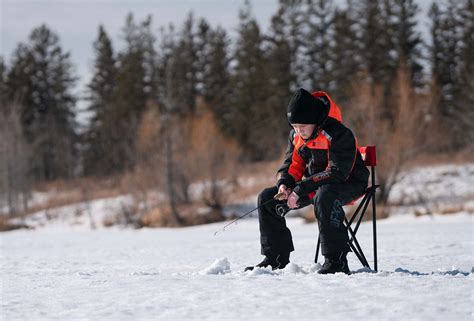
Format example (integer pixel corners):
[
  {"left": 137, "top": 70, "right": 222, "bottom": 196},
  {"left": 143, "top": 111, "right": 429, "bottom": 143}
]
[
  {"left": 318, "top": 253, "right": 350, "bottom": 275},
  {"left": 244, "top": 253, "right": 290, "bottom": 272}
]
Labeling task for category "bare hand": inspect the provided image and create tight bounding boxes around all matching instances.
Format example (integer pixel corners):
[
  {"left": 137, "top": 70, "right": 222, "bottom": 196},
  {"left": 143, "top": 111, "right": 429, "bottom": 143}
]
[
  {"left": 274, "top": 185, "right": 291, "bottom": 201},
  {"left": 287, "top": 192, "right": 300, "bottom": 209}
]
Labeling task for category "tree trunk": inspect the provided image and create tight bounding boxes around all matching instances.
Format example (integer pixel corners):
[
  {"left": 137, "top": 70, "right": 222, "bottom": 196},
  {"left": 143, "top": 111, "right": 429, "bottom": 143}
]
[{"left": 164, "top": 119, "right": 183, "bottom": 226}]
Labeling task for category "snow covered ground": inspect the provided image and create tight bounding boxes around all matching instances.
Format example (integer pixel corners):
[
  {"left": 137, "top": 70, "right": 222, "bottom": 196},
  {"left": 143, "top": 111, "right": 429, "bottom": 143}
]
[
  {"left": 388, "top": 163, "right": 474, "bottom": 216},
  {"left": 1, "top": 213, "right": 472, "bottom": 320}
]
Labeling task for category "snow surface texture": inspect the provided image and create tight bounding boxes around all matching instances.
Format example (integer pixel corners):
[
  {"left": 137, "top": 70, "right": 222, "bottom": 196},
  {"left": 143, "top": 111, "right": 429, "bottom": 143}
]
[{"left": 1, "top": 214, "right": 472, "bottom": 320}]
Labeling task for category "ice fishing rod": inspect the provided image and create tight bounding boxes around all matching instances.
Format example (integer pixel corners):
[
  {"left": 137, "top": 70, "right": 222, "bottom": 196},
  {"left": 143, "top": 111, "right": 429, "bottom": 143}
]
[{"left": 213, "top": 192, "right": 290, "bottom": 236}]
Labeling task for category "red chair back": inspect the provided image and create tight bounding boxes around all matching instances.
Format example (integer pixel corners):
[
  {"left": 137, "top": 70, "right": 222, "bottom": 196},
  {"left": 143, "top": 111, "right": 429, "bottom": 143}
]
[{"left": 359, "top": 146, "right": 377, "bottom": 167}]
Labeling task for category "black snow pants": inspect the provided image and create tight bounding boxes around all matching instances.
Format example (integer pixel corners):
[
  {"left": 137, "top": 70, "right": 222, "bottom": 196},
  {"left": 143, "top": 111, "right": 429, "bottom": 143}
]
[{"left": 258, "top": 182, "right": 367, "bottom": 258}]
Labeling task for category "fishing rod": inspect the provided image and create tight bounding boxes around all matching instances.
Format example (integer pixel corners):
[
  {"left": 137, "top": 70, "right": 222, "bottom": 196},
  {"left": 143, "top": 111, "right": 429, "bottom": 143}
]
[{"left": 213, "top": 192, "right": 290, "bottom": 236}]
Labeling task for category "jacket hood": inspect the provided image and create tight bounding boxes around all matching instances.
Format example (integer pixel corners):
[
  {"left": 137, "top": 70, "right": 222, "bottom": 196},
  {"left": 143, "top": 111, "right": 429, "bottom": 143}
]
[{"left": 311, "top": 91, "right": 342, "bottom": 123}]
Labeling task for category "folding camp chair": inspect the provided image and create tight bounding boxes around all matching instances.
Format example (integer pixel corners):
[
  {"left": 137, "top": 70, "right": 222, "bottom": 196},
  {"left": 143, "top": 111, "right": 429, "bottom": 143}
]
[{"left": 314, "top": 146, "right": 379, "bottom": 271}]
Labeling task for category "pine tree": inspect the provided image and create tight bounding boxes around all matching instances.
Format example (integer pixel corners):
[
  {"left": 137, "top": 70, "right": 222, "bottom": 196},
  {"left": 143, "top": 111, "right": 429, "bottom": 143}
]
[
  {"left": 6, "top": 25, "right": 77, "bottom": 181},
  {"left": 354, "top": 0, "right": 398, "bottom": 122},
  {"left": 428, "top": 1, "right": 460, "bottom": 116},
  {"left": 195, "top": 18, "right": 212, "bottom": 100},
  {"left": 204, "top": 26, "right": 232, "bottom": 129},
  {"left": 429, "top": 2, "right": 442, "bottom": 83},
  {"left": 264, "top": 2, "right": 295, "bottom": 143},
  {"left": 428, "top": 2, "right": 444, "bottom": 105},
  {"left": 230, "top": 0, "right": 271, "bottom": 160},
  {"left": 458, "top": 0, "right": 474, "bottom": 103},
  {"left": 138, "top": 16, "right": 159, "bottom": 100},
  {"left": 0, "top": 56, "right": 8, "bottom": 104},
  {"left": 154, "top": 24, "right": 186, "bottom": 223},
  {"left": 83, "top": 25, "right": 118, "bottom": 176},
  {"left": 110, "top": 13, "right": 154, "bottom": 172},
  {"left": 455, "top": 0, "right": 474, "bottom": 147},
  {"left": 156, "top": 23, "right": 177, "bottom": 112},
  {"left": 159, "top": 13, "right": 198, "bottom": 115},
  {"left": 381, "top": 0, "right": 398, "bottom": 75},
  {"left": 428, "top": 0, "right": 473, "bottom": 150},
  {"left": 355, "top": 0, "right": 395, "bottom": 86},
  {"left": 391, "top": 0, "right": 424, "bottom": 87},
  {"left": 331, "top": 4, "right": 360, "bottom": 104},
  {"left": 270, "top": 0, "right": 305, "bottom": 91},
  {"left": 303, "top": 0, "right": 335, "bottom": 91}
]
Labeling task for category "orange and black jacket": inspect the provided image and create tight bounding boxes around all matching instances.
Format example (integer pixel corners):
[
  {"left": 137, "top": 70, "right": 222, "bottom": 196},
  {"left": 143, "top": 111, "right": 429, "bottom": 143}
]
[{"left": 276, "top": 92, "right": 370, "bottom": 198}]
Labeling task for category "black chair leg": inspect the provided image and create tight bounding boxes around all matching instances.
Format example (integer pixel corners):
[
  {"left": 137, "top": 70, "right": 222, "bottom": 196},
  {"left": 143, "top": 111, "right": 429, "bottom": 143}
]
[
  {"left": 314, "top": 235, "right": 320, "bottom": 264},
  {"left": 314, "top": 185, "right": 379, "bottom": 270},
  {"left": 314, "top": 232, "right": 370, "bottom": 268},
  {"left": 346, "top": 222, "right": 370, "bottom": 268},
  {"left": 348, "top": 240, "right": 368, "bottom": 268}
]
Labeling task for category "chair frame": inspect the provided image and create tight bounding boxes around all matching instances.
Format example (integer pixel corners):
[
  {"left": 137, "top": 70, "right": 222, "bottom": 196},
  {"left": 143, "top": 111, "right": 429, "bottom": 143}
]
[{"left": 314, "top": 146, "right": 379, "bottom": 272}]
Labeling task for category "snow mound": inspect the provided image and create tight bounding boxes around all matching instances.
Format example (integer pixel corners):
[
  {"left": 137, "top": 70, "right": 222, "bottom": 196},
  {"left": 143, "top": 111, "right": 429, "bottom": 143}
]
[
  {"left": 351, "top": 266, "right": 375, "bottom": 274},
  {"left": 245, "top": 266, "right": 277, "bottom": 276},
  {"left": 307, "top": 263, "right": 323, "bottom": 273},
  {"left": 284, "top": 262, "right": 329, "bottom": 274},
  {"left": 199, "top": 258, "right": 231, "bottom": 275},
  {"left": 245, "top": 263, "right": 320, "bottom": 276},
  {"left": 281, "top": 262, "right": 305, "bottom": 274}
]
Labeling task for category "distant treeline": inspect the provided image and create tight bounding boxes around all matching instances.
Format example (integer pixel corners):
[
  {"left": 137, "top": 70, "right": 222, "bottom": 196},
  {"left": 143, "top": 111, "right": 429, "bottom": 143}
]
[{"left": 0, "top": 0, "right": 473, "bottom": 215}]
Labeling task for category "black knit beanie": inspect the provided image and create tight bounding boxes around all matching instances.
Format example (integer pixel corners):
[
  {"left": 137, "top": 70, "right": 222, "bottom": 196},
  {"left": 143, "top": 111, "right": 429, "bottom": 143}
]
[{"left": 287, "top": 88, "right": 329, "bottom": 125}]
